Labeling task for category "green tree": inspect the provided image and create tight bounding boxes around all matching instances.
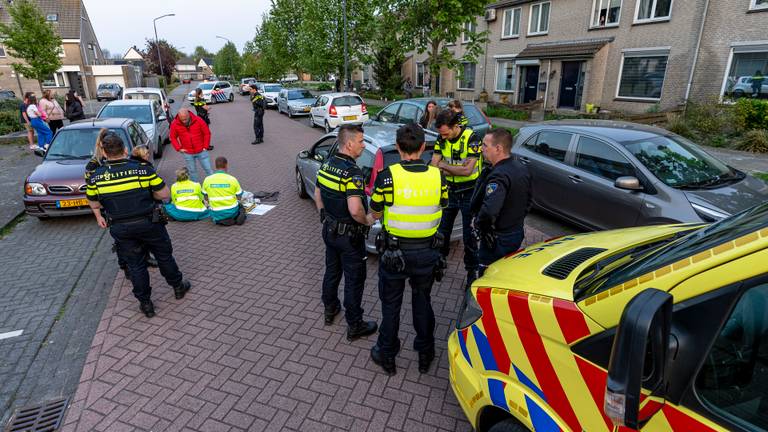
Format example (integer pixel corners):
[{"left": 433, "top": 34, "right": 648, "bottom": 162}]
[
  {"left": 389, "top": 0, "right": 488, "bottom": 94},
  {"left": 0, "top": 0, "right": 62, "bottom": 92},
  {"left": 252, "top": 14, "right": 292, "bottom": 81},
  {"left": 144, "top": 39, "right": 177, "bottom": 79},
  {"left": 169, "top": 46, "right": 186, "bottom": 61},
  {"left": 241, "top": 41, "right": 260, "bottom": 79},
  {"left": 214, "top": 42, "right": 242, "bottom": 79},
  {"left": 192, "top": 45, "right": 214, "bottom": 60},
  {"left": 371, "top": 13, "right": 405, "bottom": 95}
]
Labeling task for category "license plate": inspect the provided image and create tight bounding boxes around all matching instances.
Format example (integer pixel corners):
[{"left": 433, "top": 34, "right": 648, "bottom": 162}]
[
  {"left": 343, "top": 115, "right": 357, "bottom": 121},
  {"left": 57, "top": 198, "right": 88, "bottom": 208},
  {"left": 303, "top": 107, "right": 311, "bottom": 112}
]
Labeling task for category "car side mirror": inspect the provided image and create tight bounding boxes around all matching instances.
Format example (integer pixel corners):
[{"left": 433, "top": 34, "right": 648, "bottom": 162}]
[
  {"left": 314, "top": 153, "right": 325, "bottom": 162},
  {"left": 168, "top": 98, "right": 175, "bottom": 104},
  {"left": 614, "top": 176, "right": 643, "bottom": 191},
  {"left": 299, "top": 150, "right": 310, "bottom": 159},
  {"left": 605, "top": 288, "right": 672, "bottom": 430},
  {"left": 157, "top": 115, "right": 167, "bottom": 122}
]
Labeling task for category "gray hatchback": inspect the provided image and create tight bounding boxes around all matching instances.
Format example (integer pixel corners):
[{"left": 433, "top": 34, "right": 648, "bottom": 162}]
[{"left": 513, "top": 120, "right": 768, "bottom": 230}]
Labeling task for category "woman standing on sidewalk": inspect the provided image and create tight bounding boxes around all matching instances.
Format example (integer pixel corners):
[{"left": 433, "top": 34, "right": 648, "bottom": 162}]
[
  {"left": 19, "top": 92, "right": 35, "bottom": 149},
  {"left": 65, "top": 89, "right": 86, "bottom": 122},
  {"left": 39, "top": 90, "right": 65, "bottom": 135},
  {"left": 26, "top": 95, "right": 53, "bottom": 150}
]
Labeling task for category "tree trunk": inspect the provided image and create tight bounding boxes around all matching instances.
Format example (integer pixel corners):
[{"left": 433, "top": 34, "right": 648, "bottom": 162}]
[{"left": 430, "top": 41, "right": 440, "bottom": 96}]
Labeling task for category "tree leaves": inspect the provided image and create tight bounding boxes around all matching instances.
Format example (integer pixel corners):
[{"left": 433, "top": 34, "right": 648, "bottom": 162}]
[
  {"left": 0, "top": 0, "right": 62, "bottom": 87},
  {"left": 214, "top": 42, "right": 242, "bottom": 79}
]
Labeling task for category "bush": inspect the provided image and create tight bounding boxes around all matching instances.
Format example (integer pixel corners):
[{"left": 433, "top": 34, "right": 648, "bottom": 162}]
[
  {"left": 0, "top": 110, "right": 23, "bottom": 135},
  {"left": 734, "top": 98, "right": 768, "bottom": 131},
  {"left": 0, "top": 98, "right": 21, "bottom": 112},
  {"left": 484, "top": 105, "right": 529, "bottom": 121},
  {"left": 684, "top": 100, "right": 736, "bottom": 137},
  {"left": 667, "top": 115, "right": 695, "bottom": 140},
  {"left": 737, "top": 129, "right": 768, "bottom": 153},
  {"left": 317, "top": 83, "right": 332, "bottom": 91}
]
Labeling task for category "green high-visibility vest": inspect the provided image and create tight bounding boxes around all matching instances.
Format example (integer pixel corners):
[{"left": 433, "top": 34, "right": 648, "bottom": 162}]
[
  {"left": 202, "top": 171, "right": 242, "bottom": 211},
  {"left": 171, "top": 180, "right": 207, "bottom": 212},
  {"left": 437, "top": 127, "right": 481, "bottom": 184},
  {"left": 383, "top": 164, "right": 442, "bottom": 239}
]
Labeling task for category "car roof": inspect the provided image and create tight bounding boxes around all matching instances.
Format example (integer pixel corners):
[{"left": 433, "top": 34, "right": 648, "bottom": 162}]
[
  {"left": 520, "top": 119, "right": 670, "bottom": 143},
  {"left": 324, "top": 92, "right": 361, "bottom": 98},
  {"left": 103, "top": 100, "right": 154, "bottom": 107},
  {"left": 124, "top": 87, "right": 163, "bottom": 94},
  {"left": 326, "top": 123, "right": 436, "bottom": 150},
  {"left": 65, "top": 117, "right": 133, "bottom": 129}
]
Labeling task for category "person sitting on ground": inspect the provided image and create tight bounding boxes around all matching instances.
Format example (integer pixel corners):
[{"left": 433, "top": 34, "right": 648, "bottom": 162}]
[
  {"left": 165, "top": 167, "right": 210, "bottom": 221},
  {"left": 202, "top": 156, "right": 246, "bottom": 226},
  {"left": 130, "top": 145, "right": 151, "bottom": 165},
  {"left": 448, "top": 99, "right": 469, "bottom": 127}
]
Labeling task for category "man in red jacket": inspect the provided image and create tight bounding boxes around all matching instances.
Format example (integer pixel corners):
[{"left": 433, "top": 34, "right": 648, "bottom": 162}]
[{"left": 170, "top": 108, "right": 213, "bottom": 182}]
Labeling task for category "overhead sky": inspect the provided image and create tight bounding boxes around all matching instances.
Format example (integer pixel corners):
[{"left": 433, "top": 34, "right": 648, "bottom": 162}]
[{"left": 82, "top": 0, "right": 271, "bottom": 58}]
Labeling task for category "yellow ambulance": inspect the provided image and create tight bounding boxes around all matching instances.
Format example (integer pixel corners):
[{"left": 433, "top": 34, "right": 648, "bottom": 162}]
[{"left": 449, "top": 203, "right": 768, "bottom": 432}]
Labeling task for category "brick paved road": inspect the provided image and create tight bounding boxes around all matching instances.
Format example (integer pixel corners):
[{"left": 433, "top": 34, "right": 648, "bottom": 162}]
[{"left": 56, "top": 96, "right": 562, "bottom": 432}]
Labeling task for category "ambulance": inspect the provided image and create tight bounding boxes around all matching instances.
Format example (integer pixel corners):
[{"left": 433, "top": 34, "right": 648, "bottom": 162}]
[{"left": 449, "top": 203, "right": 768, "bottom": 431}]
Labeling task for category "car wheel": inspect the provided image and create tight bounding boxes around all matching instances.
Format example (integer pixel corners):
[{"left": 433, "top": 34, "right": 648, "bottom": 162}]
[
  {"left": 488, "top": 419, "right": 529, "bottom": 432},
  {"left": 96, "top": 98, "right": 102, "bottom": 102},
  {"left": 733, "top": 89, "right": 745, "bottom": 98},
  {"left": 296, "top": 169, "right": 309, "bottom": 199},
  {"left": 154, "top": 138, "right": 163, "bottom": 158},
  {"left": 309, "top": 117, "right": 317, "bottom": 128},
  {"left": 288, "top": 108, "right": 294, "bottom": 118},
  {"left": 228, "top": 93, "right": 234, "bottom": 102},
  {"left": 324, "top": 121, "right": 331, "bottom": 134}
]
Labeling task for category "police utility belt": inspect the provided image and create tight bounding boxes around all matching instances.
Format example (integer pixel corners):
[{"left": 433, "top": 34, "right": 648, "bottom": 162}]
[
  {"left": 106, "top": 205, "right": 168, "bottom": 226},
  {"left": 324, "top": 216, "right": 369, "bottom": 237},
  {"left": 375, "top": 231, "right": 444, "bottom": 252}
]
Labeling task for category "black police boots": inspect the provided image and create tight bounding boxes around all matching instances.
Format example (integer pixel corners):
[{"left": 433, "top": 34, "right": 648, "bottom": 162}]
[
  {"left": 370, "top": 345, "right": 396, "bottom": 376},
  {"left": 418, "top": 349, "right": 435, "bottom": 374},
  {"left": 347, "top": 320, "right": 378, "bottom": 341},
  {"left": 140, "top": 300, "right": 155, "bottom": 318},
  {"left": 324, "top": 304, "right": 340, "bottom": 325},
  {"left": 173, "top": 280, "right": 191, "bottom": 300}
]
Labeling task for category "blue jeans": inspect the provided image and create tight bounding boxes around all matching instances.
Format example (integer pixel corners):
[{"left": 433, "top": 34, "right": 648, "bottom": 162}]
[
  {"left": 181, "top": 150, "right": 213, "bottom": 182},
  {"left": 30, "top": 118, "right": 52, "bottom": 148},
  {"left": 478, "top": 227, "right": 524, "bottom": 276},
  {"left": 438, "top": 187, "right": 478, "bottom": 273}
]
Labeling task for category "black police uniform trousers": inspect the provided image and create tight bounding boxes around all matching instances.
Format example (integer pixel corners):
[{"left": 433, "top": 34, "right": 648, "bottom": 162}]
[
  {"left": 438, "top": 186, "right": 478, "bottom": 273},
  {"left": 253, "top": 112, "right": 264, "bottom": 140},
  {"left": 321, "top": 223, "right": 366, "bottom": 325},
  {"left": 110, "top": 218, "right": 183, "bottom": 303},
  {"left": 478, "top": 226, "right": 525, "bottom": 276},
  {"left": 376, "top": 247, "right": 439, "bottom": 359}
]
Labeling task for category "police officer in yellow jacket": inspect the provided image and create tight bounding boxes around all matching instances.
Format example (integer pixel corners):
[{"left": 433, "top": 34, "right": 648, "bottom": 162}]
[
  {"left": 431, "top": 109, "right": 482, "bottom": 289},
  {"left": 314, "top": 124, "right": 378, "bottom": 340},
  {"left": 369, "top": 123, "right": 448, "bottom": 376},
  {"left": 86, "top": 131, "right": 190, "bottom": 318}
]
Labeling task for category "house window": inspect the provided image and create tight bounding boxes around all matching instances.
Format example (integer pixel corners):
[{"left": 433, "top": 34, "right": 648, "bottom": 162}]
[
  {"left": 0, "top": 44, "right": 6, "bottom": 57},
  {"left": 416, "top": 63, "right": 425, "bottom": 87},
  {"left": 462, "top": 21, "right": 477, "bottom": 43},
  {"left": 751, "top": 0, "right": 768, "bottom": 9},
  {"left": 723, "top": 48, "right": 768, "bottom": 99},
  {"left": 42, "top": 72, "right": 66, "bottom": 88},
  {"left": 459, "top": 62, "right": 476, "bottom": 89},
  {"left": 502, "top": 8, "right": 521, "bottom": 38},
  {"left": 617, "top": 50, "right": 668, "bottom": 100},
  {"left": 635, "top": 0, "right": 672, "bottom": 22},
  {"left": 496, "top": 60, "right": 516, "bottom": 92},
  {"left": 46, "top": 13, "right": 58, "bottom": 21},
  {"left": 591, "top": 0, "right": 622, "bottom": 27},
  {"left": 529, "top": 2, "right": 550, "bottom": 35}
]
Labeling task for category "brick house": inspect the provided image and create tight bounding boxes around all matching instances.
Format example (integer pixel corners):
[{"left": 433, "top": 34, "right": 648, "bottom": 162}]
[
  {"left": 0, "top": 0, "right": 104, "bottom": 99},
  {"left": 174, "top": 57, "right": 198, "bottom": 81}
]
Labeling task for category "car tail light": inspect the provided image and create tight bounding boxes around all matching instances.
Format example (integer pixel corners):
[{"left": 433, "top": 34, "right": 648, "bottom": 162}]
[
  {"left": 365, "top": 149, "right": 384, "bottom": 196},
  {"left": 329, "top": 105, "right": 338, "bottom": 117},
  {"left": 361, "top": 103, "right": 367, "bottom": 114}
]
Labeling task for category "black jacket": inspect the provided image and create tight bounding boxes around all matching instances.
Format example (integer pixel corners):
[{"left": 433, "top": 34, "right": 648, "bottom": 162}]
[{"left": 470, "top": 157, "right": 531, "bottom": 233}]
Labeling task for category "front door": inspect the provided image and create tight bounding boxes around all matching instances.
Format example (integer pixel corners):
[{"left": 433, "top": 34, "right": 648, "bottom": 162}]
[
  {"left": 559, "top": 61, "right": 583, "bottom": 109},
  {"left": 520, "top": 66, "right": 540, "bottom": 103}
]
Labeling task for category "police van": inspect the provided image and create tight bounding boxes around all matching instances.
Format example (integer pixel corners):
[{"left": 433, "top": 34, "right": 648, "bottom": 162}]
[{"left": 449, "top": 202, "right": 768, "bottom": 431}]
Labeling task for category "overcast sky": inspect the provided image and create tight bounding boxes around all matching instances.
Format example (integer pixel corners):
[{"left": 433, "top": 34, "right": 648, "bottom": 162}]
[{"left": 82, "top": 0, "right": 271, "bottom": 58}]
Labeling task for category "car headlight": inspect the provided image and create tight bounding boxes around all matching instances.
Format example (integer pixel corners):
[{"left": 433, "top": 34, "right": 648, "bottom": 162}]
[
  {"left": 25, "top": 182, "right": 47, "bottom": 196},
  {"left": 456, "top": 289, "right": 483, "bottom": 329},
  {"left": 691, "top": 203, "right": 730, "bottom": 222}
]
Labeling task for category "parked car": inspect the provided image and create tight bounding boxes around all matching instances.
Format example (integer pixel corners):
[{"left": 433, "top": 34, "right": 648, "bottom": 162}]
[
  {"left": 97, "top": 99, "right": 169, "bottom": 158},
  {"left": 122, "top": 87, "right": 174, "bottom": 120},
  {"left": 240, "top": 78, "right": 256, "bottom": 95},
  {"left": 186, "top": 81, "right": 234, "bottom": 104},
  {"left": 512, "top": 120, "right": 768, "bottom": 230},
  {"left": 295, "top": 122, "right": 460, "bottom": 253},
  {"left": 96, "top": 83, "right": 122, "bottom": 101},
  {"left": 0, "top": 89, "right": 16, "bottom": 100},
  {"left": 23, "top": 118, "right": 150, "bottom": 219},
  {"left": 277, "top": 88, "right": 315, "bottom": 118},
  {"left": 730, "top": 75, "right": 768, "bottom": 98},
  {"left": 370, "top": 97, "right": 491, "bottom": 139},
  {"left": 182, "top": 78, "right": 192, "bottom": 84},
  {"left": 309, "top": 92, "right": 369, "bottom": 133},
  {"left": 257, "top": 83, "right": 283, "bottom": 108}
]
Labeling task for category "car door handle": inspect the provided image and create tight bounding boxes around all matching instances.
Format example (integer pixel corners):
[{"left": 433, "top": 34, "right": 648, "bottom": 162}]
[{"left": 568, "top": 175, "right": 583, "bottom": 183}]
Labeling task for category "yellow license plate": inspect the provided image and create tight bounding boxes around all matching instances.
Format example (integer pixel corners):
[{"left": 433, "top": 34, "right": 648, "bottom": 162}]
[
  {"left": 304, "top": 107, "right": 311, "bottom": 112},
  {"left": 343, "top": 115, "right": 357, "bottom": 121},
  {"left": 57, "top": 198, "right": 88, "bottom": 208}
]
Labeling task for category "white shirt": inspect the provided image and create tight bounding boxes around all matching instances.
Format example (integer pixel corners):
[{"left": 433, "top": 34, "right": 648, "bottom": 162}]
[{"left": 26, "top": 104, "right": 41, "bottom": 119}]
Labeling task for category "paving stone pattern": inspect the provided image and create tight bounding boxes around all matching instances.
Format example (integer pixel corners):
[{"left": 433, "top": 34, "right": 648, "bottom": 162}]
[{"left": 60, "top": 97, "right": 549, "bottom": 432}]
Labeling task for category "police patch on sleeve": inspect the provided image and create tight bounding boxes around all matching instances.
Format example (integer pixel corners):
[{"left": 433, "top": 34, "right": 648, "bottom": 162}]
[
  {"left": 486, "top": 182, "right": 498, "bottom": 196},
  {"left": 351, "top": 175, "right": 364, "bottom": 189},
  {"left": 470, "top": 142, "right": 481, "bottom": 152}
]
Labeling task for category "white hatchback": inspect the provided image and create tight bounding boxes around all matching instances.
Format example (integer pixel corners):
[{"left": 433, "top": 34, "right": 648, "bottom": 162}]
[
  {"left": 309, "top": 92, "right": 368, "bottom": 133},
  {"left": 123, "top": 87, "right": 174, "bottom": 119}
]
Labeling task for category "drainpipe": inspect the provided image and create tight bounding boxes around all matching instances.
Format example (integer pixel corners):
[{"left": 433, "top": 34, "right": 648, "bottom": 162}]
[
  {"left": 543, "top": 59, "right": 551, "bottom": 110},
  {"left": 481, "top": 17, "right": 490, "bottom": 94},
  {"left": 684, "top": 0, "right": 710, "bottom": 103}
]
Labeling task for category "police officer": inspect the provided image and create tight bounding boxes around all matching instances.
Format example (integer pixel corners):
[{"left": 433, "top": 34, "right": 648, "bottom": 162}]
[
  {"left": 249, "top": 84, "right": 266, "bottom": 144},
  {"left": 314, "top": 124, "right": 378, "bottom": 340},
  {"left": 86, "top": 131, "right": 190, "bottom": 318},
  {"left": 369, "top": 123, "right": 448, "bottom": 376},
  {"left": 430, "top": 109, "right": 482, "bottom": 289},
  {"left": 471, "top": 129, "right": 531, "bottom": 276}
]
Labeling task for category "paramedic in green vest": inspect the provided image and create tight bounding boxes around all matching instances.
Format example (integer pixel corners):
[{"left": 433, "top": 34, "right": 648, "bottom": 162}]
[
  {"left": 202, "top": 156, "right": 246, "bottom": 225},
  {"left": 369, "top": 123, "right": 448, "bottom": 376},
  {"left": 165, "top": 167, "right": 210, "bottom": 221},
  {"left": 430, "top": 109, "right": 482, "bottom": 290}
]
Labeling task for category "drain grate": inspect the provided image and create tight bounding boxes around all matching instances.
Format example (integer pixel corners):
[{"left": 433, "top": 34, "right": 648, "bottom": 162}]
[{"left": 4, "top": 398, "right": 69, "bottom": 432}]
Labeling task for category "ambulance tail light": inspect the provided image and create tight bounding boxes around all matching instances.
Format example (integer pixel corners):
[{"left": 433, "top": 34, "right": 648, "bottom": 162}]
[
  {"left": 456, "top": 289, "right": 483, "bottom": 329},
  {"left": 329, "top": 105, "right": 338, "bottom": 117},
  {"left": 365, "top": 149, "right": 384, "bottom": 196}
]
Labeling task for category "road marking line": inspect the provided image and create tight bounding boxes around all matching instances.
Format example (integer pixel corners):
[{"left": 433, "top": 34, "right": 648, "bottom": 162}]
[{"left": 0, "top": 330, "right": 23, "bottom": 340}]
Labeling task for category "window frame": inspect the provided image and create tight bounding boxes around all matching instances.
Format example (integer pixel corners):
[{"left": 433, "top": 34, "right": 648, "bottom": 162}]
[
  {"left": 462, "top": 21, "right": 477, "bottom": 44},
  {"left": 615, "top": 48, "right": 670, "bottom": 102},
  {"left": 457, "top": 62, "right": 477, "bottom": 90},
  {"left": 633, "top": 0, "right": 673, "bottom": 24},
  {"left": 42, "top": 72, "right": 67, "bottom": 88},
  {"left": 502, "top": 7, "right": 522, "bottom": 39},
  {"left": 528, "top": 1, "right": 551, "bottom": 36},
  {"left": 719, "top": 43, "right": 768, "bottom": 100},
  {"left": 523, "top": 130, "right": 576, "bottom": 164},
  {"left": 495, "top": 58, "right": 517, "bottom": 93},
  {"left": 751, "top": 0, "right": 768, "bottom": 10},
  {"left": 573, "top": 135, "right": 637, "bottom": 181},
  {"left": 0, "top": 43, "right": 6, "bottom": 58},
  {"left": 590, "top": 0, "right": 623, "bottom": 28},
  {"left": 416, "top": 62, "right": 425, "bottom": 87}
]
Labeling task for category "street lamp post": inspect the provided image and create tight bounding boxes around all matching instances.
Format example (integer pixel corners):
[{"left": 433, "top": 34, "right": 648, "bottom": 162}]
[
  {"left": 216, "top": 36, "right": 233, "bottom": 81},
  {"left": 153, "top": 13, "right": 175, "bottom": 88}
]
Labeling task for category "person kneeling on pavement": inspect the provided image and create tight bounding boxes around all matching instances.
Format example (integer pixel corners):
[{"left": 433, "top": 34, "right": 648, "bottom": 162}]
[
  {"left": 85, "top": 131, "right": 190, "bottom": 318},
  {"left": 165, "top": 167, "right": 211, "bottom": 221},
  {"left": 202, "top": 156, "right": 246, "bottom": 226}
]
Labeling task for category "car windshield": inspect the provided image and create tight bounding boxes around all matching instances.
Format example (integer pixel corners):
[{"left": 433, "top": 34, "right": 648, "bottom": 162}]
[
  {"left": 45, "top": 128, "right": 130, "bottom": 161},
  {"left": 264, "top": 85, "right": 282, "bottom": 92},
  {"left": 124, "top": 92, "right": 160, "bottom": 102},
  {"left": 198, "top": 83, "right": 215, "bottom": 90},
  {"left": 98, "top": 84, "right": 113, "bottom": 90},
  {"left": 334, "top": 96, "right": 363, "bottom": 107},
  {"left": 621, "top": 134, "right": 739, "bottom": 189},
  {"left": 288, "top": 90, "right": 313, "bottom": 100},
  {"left": 578, "top": 203, "right": 768, "bottom": 299},
  {"left": 98, "top": 105, "right": 153, "bottom": 124}
]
